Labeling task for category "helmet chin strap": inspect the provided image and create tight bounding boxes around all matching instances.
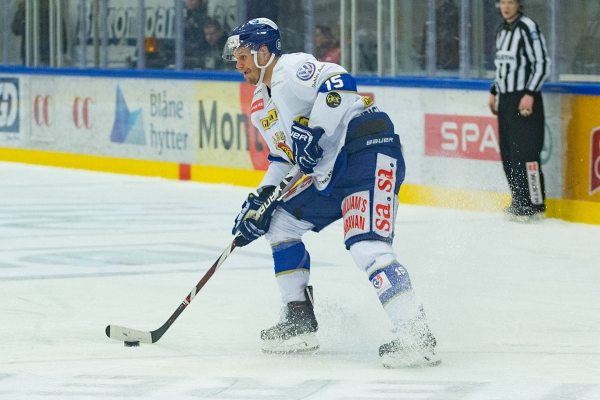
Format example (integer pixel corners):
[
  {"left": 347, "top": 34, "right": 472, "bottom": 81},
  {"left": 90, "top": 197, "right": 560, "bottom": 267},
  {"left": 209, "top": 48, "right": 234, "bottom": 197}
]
[{"left": 253, "top": 52, "right": 276, "bottom": 86}]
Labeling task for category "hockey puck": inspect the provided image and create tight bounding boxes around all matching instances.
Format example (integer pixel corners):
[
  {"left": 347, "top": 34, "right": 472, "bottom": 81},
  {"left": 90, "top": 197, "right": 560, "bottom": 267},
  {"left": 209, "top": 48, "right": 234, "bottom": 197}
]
[{"left": 124, "top": 341, "right": 140, "bottom": 347}]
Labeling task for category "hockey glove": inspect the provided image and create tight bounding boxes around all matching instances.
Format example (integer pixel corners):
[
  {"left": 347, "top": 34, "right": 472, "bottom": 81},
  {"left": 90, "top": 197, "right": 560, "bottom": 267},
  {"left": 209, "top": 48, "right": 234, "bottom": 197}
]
[
  {"left": 232, "top": 186, "right": 278, "bottom": 247},
  {"left": 291, "top": 121, "right": 324, "bottom": 175}
]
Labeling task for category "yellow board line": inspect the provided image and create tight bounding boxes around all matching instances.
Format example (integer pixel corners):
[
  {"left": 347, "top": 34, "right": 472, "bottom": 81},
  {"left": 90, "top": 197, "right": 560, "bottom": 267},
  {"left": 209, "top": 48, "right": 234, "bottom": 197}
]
[
  {"left": 2, "top": 147, "right": 599, "bottom": 226},
  {"left": 0, "top": 147, "right": 181, "bottom": 179}
]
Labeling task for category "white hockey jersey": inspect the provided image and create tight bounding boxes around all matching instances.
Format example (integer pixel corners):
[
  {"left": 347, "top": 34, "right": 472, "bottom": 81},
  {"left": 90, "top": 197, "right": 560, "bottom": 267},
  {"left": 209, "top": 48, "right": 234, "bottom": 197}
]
[{"left": 251, "top": 53, "right": 377, "bottom": 192}]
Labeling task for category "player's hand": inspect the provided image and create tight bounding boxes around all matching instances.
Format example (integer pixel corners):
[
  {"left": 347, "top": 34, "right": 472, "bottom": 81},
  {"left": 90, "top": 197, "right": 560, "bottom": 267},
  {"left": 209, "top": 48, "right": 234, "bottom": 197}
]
[
  {"left": 232, "top": 187, "right": 278, "bottom": 247},
  {"left": 488, "top": 94, "right": 498, "bottom": 116},
  {"left": 518, "top": 94, "right": 534, "bottom": 117},
  {"left": 291, "top": 121, "right": 324, "bottom": 175}
]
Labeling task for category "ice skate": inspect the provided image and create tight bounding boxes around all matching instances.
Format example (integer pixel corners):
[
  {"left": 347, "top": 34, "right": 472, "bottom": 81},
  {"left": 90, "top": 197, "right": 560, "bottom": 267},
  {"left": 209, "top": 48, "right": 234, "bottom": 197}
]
[
  {"left": 504, "top": 205, "right": 545, "bottom": 223},
  {"left": 261, "top": 286, "right": 319, "bottom": 353},
  {"left": 379, "top": 313, "right": 441, "bottom": 368},
  {"left": 508, "top": 211, "right": 545, "bottom": 223}
]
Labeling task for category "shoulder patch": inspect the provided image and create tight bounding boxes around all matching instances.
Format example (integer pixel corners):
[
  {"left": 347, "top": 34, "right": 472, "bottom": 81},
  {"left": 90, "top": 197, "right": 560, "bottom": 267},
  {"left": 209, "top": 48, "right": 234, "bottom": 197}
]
[
  {"left": 530, "top": 30, "right": 539, "bottom": 40},
  {"left": 326, "top": 92, "right": 342, "bottom": 108},
  {"left": 296, "top": 62, "right": 317, "bottom": 81}
]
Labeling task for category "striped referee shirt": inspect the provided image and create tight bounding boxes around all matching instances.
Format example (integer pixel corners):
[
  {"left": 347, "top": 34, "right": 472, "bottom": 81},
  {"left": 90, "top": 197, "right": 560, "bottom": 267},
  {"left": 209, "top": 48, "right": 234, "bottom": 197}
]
[{"left": 490, "top": 14, "right": 551, "bottom": 96}]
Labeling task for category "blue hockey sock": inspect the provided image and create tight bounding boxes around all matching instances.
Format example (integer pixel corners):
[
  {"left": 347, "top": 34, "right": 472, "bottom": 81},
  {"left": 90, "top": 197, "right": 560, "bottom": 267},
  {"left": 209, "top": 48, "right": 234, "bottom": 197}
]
[
  {"left": 368, "top": 260, "right": 413, "bottom": 307},
  {"left": 272, "top": 240, "right": 311, "bottom": 303}
]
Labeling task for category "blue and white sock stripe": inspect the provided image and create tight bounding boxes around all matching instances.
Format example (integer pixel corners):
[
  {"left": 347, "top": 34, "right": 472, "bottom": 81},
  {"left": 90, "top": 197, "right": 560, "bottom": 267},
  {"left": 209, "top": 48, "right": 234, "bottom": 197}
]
[
  {"left": 368, "top": 261, "right": 413, "bottom": 306},
  {"left": 273, "top": 240, "right": 311, "bottom": 276}
]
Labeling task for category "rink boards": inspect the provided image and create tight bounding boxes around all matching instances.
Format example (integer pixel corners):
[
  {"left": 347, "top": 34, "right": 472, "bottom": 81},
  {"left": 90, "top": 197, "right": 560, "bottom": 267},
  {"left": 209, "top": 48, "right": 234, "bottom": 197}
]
[{"left": 0, "top": 71, "right": 599, "bottom": 224}]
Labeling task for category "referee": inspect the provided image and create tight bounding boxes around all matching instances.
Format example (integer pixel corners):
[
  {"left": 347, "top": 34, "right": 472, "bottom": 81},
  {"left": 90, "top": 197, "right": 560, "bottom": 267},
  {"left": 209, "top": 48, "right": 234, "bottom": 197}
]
[{"left": 488, "top": 0, "right": 550, "bottom": 222}]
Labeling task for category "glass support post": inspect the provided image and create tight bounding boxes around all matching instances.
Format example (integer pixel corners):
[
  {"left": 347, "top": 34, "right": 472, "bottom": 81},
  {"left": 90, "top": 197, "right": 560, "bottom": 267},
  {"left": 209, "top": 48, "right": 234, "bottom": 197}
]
[
  {"left": 350, "top": 0, "right": 357, "bottom": 75},
  {"left": 390, "top": 0, "right": 397, "bottom": 75},
  {"left": 175, "top": 0, "right": 184, "bottom": 71},
  {"left": 136, "top": 0, "right": 145, "bottom": 70},
  {"left": 426, "top": 0, "right": 436, "bottom": 77},
  {"left": 459, "top": 0, "right": 470, "bottom": 79},
  {"left": 100, "top": 0, "right": 108, "bottom": 69},
  {"left": 377, "top": 0, "right": 383, "bottom": 76},
  {"left": 78, "top": 0, "right": 87, "bottom": 68},
  {"left": 549, "top": 0, "right": 559, "bottom": 81}
]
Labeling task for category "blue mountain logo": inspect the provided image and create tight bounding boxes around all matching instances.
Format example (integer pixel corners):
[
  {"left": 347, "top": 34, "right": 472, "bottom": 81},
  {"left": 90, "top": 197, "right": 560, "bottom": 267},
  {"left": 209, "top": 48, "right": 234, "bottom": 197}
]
[{"left": 110, "top": 86, "right": 146, "bottom": 145}]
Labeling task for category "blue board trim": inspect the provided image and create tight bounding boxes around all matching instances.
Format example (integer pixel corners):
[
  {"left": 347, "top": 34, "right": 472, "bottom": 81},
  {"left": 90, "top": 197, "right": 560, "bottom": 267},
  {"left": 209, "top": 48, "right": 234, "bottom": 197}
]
[{"left": 1, "top": 65, "right": 599, "bottom": 95}]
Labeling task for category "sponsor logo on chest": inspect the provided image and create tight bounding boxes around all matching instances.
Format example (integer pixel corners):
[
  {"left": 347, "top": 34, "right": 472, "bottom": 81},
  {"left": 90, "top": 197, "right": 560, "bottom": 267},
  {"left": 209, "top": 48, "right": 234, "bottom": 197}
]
[{"left": 261, "top": 108, "right": 278, "bottom": 130}]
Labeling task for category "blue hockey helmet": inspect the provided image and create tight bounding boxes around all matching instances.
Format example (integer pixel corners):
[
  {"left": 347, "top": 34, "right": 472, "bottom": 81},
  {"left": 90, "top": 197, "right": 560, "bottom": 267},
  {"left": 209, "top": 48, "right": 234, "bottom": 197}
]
[{"left": 222, "top": 18, "right": 282, "bottom": 61}]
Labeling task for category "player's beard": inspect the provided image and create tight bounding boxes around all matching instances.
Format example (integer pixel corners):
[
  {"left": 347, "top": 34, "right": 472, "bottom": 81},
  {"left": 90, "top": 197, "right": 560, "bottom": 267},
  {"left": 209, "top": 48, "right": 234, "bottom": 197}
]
[{"left": 246, "top": 71, "right": 260, "bottom": 85}]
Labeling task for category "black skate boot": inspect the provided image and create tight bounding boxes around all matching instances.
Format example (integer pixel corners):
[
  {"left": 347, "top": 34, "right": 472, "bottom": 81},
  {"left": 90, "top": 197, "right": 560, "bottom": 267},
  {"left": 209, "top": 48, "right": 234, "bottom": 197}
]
[
  {"left": 379, "top": 310, "right": 441, "bottom": 368},
  {"left": 261, "top": 286, "right": 319, "bottom": 353}
]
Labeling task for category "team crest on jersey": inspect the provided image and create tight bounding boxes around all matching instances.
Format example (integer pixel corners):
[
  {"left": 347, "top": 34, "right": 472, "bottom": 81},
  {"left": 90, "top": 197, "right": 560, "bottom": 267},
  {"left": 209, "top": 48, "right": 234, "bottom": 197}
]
[
  {"left": 261, "top": 108, "right": 279, "bottom": 130},
  {"left": 296, "top": 62, "right": 317, "bottom": 81},
  {"left": 272, "top": 131, "right": 294, "bottom": 162},
  {"left": 326, "top": 92, "right": 342, "bottom": 108},
  {"left": 277, "top": 142, "right": 295, "bottom": 163},
  {"left": 271, "top": 131, "right": 285, "bottom": 144}
]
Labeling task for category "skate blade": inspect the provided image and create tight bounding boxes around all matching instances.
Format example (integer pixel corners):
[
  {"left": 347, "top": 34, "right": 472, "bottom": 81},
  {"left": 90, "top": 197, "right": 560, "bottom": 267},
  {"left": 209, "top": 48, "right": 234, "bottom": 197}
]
[
  {"left": 381, "top": 350, "right": 441, "bottom": 368},
  {"left": 262, "top": 332, "right": 319, "bottom": 354}
]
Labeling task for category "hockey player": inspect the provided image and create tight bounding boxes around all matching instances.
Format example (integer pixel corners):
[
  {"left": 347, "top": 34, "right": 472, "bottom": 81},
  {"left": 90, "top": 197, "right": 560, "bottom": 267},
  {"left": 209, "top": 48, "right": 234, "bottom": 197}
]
[{"left": 224, "top": 18, "right": 440, "bottom": 368}]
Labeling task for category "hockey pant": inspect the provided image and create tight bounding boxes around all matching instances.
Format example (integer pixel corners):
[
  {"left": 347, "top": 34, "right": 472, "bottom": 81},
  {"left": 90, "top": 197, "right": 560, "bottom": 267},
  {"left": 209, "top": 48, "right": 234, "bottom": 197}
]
[{"left": 497, "top": 91, "right": 546, "bottom": 213}]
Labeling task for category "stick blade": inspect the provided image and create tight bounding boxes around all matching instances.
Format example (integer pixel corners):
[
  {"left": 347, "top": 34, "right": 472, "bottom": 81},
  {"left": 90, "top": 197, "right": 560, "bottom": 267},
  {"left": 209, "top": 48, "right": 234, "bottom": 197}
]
[{"left": 105, "top": 325, "right": 153, "bottom": 344}]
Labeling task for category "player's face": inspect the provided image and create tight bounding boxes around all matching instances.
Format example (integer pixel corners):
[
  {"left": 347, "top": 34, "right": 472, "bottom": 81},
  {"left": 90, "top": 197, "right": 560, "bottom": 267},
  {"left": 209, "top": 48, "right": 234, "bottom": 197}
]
[
  {"left": 234, "top": 47, "right": 260, "bottom": 85},
  {"left": 499, "top": 0, "right": 520, "bottom": 22}
]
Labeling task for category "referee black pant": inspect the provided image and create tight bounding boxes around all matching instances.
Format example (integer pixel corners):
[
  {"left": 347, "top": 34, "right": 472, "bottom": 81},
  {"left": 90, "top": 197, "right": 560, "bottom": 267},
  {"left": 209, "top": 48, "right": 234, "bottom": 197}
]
[{"left": 497, "top": 91, "right": 546, "bottom": 214}]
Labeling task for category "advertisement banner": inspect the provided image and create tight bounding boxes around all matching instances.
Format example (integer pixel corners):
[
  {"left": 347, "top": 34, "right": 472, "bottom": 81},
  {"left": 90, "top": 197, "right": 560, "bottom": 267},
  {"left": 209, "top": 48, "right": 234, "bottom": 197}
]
[
  {"left": 425, "top": 114, "right": 501, "bottom": 161},
  {"left": 565, "top": 95, "right": 600, "bottom": 202},
  {"left": 0, "top": 77, "right": 21, "bottom": 145},
  {"left": 26, "top": 75, "right": 195, "bottom": 163},
  {"left": 592, "top": 128, "right": 600, "bottom": 195},
  {"left": 195, "top": 81, "right": 269, "bottom": 170}
]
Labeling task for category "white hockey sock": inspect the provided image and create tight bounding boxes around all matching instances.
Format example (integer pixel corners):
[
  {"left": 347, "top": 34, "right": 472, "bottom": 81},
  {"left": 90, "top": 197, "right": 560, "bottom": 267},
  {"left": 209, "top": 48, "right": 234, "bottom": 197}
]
[
  {"left": 276, "top": 270, "right": 310, "bottom": 304},
  {"left": 350, "top": 241, "right": 421, "bottom": 327}
]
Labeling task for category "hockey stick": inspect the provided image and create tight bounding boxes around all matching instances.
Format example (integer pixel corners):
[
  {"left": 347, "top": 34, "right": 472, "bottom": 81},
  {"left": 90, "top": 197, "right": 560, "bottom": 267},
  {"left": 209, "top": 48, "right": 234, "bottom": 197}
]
[{"left": 105, "top": 164, "right": 302, "bottom": 344}]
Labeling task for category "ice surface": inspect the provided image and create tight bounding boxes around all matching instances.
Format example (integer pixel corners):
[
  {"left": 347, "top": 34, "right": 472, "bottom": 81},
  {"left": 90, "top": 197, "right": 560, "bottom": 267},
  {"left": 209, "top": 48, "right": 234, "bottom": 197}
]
[{"left": 1, "top": 161, "right": 599, "bottom": 400}]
